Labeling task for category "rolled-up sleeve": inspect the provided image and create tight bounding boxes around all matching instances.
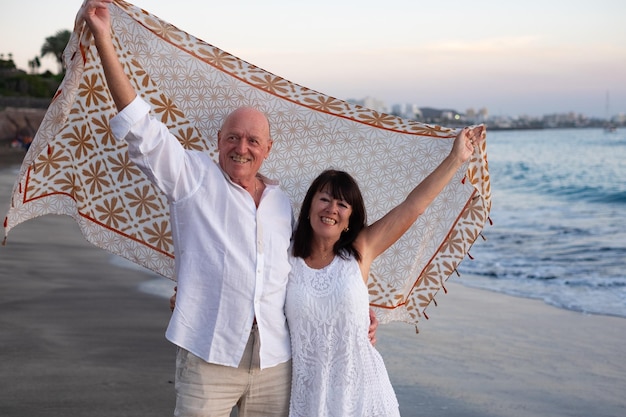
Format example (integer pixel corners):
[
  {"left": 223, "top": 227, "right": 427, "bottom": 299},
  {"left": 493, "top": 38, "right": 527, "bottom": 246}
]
[{"left": 110, "top": 95, "right": 151, "bottom": 141}]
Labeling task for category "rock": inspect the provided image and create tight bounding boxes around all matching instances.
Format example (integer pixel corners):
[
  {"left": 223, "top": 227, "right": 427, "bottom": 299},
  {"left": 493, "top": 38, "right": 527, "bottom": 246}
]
[{"left": 0, "top": 107, "right": 46, "bottom": 167}]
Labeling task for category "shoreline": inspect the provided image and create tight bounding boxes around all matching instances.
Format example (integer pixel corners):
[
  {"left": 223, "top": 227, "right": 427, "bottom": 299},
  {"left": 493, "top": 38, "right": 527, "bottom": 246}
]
[{"left": 377, "top": 281, "right": 626, "bottom": 417}]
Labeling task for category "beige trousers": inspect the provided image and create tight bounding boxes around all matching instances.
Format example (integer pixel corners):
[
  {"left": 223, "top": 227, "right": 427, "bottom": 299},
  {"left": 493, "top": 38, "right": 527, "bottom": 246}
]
[{"left": 174, "top": 324, "right": 291, "bottom": 417}]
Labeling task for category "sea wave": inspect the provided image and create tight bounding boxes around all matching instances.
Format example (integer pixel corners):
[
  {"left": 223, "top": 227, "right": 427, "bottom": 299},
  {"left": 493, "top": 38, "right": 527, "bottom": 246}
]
[
  {"left": 459, "top": 272, "right": 626, "bottom": 319},
  {"left": 462, "top": 128, "right": 626, "bottom": 319},
  {"left": 538, "top": 184, "right": 626, "bottom": 205},
  {"left": 497, "top": 162, "right": 626, "bottom": 205}
]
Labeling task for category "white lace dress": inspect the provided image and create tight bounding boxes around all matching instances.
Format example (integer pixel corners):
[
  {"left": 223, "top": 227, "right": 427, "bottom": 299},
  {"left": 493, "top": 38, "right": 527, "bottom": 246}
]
[{"left": 285, "top": 255, "right": 400, "bottom": 417}]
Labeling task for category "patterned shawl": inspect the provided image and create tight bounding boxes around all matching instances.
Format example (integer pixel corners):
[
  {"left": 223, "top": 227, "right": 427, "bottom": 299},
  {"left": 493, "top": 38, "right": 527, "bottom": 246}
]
[{"left": 3, "top": 0, "right": 491, "bottom": 327}]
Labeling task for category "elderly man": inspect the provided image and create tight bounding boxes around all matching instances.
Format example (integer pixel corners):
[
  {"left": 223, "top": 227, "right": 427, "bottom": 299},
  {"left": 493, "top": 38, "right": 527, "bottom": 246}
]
[{"left": 83, "top": 1, "right": 291, "bottom": 416}]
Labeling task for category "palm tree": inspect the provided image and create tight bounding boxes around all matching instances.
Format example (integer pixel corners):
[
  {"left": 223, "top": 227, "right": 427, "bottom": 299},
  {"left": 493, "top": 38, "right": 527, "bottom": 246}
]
[
  {"left": 40, "top": 29, "right": 71, "bottom": 74},
  {"left": 28, "top": 56, "right": 41, "bottom": 74}
]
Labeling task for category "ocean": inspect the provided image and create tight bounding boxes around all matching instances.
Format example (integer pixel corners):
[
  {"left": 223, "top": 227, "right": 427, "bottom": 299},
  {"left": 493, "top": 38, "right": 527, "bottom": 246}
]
[{"left": 457, "top": 127, "right": 626, "bottom": 318}]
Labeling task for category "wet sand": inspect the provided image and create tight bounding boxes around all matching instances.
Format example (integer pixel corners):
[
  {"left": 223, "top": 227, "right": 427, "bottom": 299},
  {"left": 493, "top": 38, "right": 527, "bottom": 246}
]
[
  {"left": 1, "top": 162, "right": 625, "bottom": 417},
  {"left": 1, "top": 164, "right": 175, "bottom": 416}
]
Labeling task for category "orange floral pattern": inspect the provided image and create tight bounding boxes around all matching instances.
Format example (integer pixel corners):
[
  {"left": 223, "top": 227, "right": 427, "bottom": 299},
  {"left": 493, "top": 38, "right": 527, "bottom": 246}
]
[{"left": 3, "top": 0, "right": 491, "bottom": 328}]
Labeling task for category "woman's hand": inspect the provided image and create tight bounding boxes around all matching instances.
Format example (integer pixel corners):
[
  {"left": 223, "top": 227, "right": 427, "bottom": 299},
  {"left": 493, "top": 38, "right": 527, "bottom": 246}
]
[{"left": 452, "top": 124, "right": 486, "bottom": 163}]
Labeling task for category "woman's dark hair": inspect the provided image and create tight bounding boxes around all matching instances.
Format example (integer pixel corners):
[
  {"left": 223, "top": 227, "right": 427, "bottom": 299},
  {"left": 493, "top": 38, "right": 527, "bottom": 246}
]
[{"left": 292, "top": 170, "right": 367, "bottom": 261}]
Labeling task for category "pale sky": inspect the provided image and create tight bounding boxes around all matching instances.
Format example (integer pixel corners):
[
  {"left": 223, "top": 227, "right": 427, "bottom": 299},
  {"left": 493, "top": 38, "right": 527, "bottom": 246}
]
[{"left": 1, "top": 0, "right": 625, "bottom": 118}]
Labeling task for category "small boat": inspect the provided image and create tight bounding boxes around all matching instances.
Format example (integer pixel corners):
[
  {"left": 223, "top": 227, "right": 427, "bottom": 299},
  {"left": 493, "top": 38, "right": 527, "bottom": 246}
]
[{"left": 604, "top": 91, "right": 617, "bottom": 133}]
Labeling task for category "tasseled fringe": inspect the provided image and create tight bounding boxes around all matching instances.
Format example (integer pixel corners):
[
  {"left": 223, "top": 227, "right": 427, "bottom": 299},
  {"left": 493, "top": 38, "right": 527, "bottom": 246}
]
[{"left": 412, "top": 198, "right": 492, "bottom": 335}]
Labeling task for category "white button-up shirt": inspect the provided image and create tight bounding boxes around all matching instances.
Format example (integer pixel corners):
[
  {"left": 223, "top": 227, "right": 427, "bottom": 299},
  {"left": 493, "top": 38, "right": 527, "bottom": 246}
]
[{"left": 110, "top": 97, "right": 292, "bottom": 369}]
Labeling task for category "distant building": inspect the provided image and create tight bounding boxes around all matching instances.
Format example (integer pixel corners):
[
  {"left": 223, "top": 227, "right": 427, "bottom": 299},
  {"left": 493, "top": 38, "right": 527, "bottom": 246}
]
[
  {"left": 347, "top": 96, "right": 388, "bottom": 113},
  {"left": 391, "top": 103, "right": 422, "bottom": 120},
  {"left": 604, "top": 112, "right": 625, "bottom": 125}
]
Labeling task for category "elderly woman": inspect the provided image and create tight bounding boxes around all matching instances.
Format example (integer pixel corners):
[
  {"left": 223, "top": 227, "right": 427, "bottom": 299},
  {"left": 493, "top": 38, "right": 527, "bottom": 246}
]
[{"left": 285, "top": 126, "right": 485, "bottom": 417}]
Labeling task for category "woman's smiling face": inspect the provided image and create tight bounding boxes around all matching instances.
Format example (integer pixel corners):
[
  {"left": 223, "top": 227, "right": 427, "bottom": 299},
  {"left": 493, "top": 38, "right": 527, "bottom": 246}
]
[{"left": 308, "top": 187, "right": 353, "bottom": 241}]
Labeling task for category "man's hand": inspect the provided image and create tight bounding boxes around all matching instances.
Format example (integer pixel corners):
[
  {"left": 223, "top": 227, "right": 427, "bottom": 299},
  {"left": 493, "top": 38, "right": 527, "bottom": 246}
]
[
  {"left": 81, "top": 0, "right": 114, "bottom": 39},
  {"left": 368, "top": 308, "right": 378, "bottom": 346}
]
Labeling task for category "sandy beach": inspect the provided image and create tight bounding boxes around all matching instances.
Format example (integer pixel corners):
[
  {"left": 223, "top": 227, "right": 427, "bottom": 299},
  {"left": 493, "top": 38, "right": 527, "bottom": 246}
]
[
  {"left": 1, "top": 161, "right": 625, "bottom": 417},
  {"left": 0, "top": 163, "right": 176, "bottom": 417}
]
